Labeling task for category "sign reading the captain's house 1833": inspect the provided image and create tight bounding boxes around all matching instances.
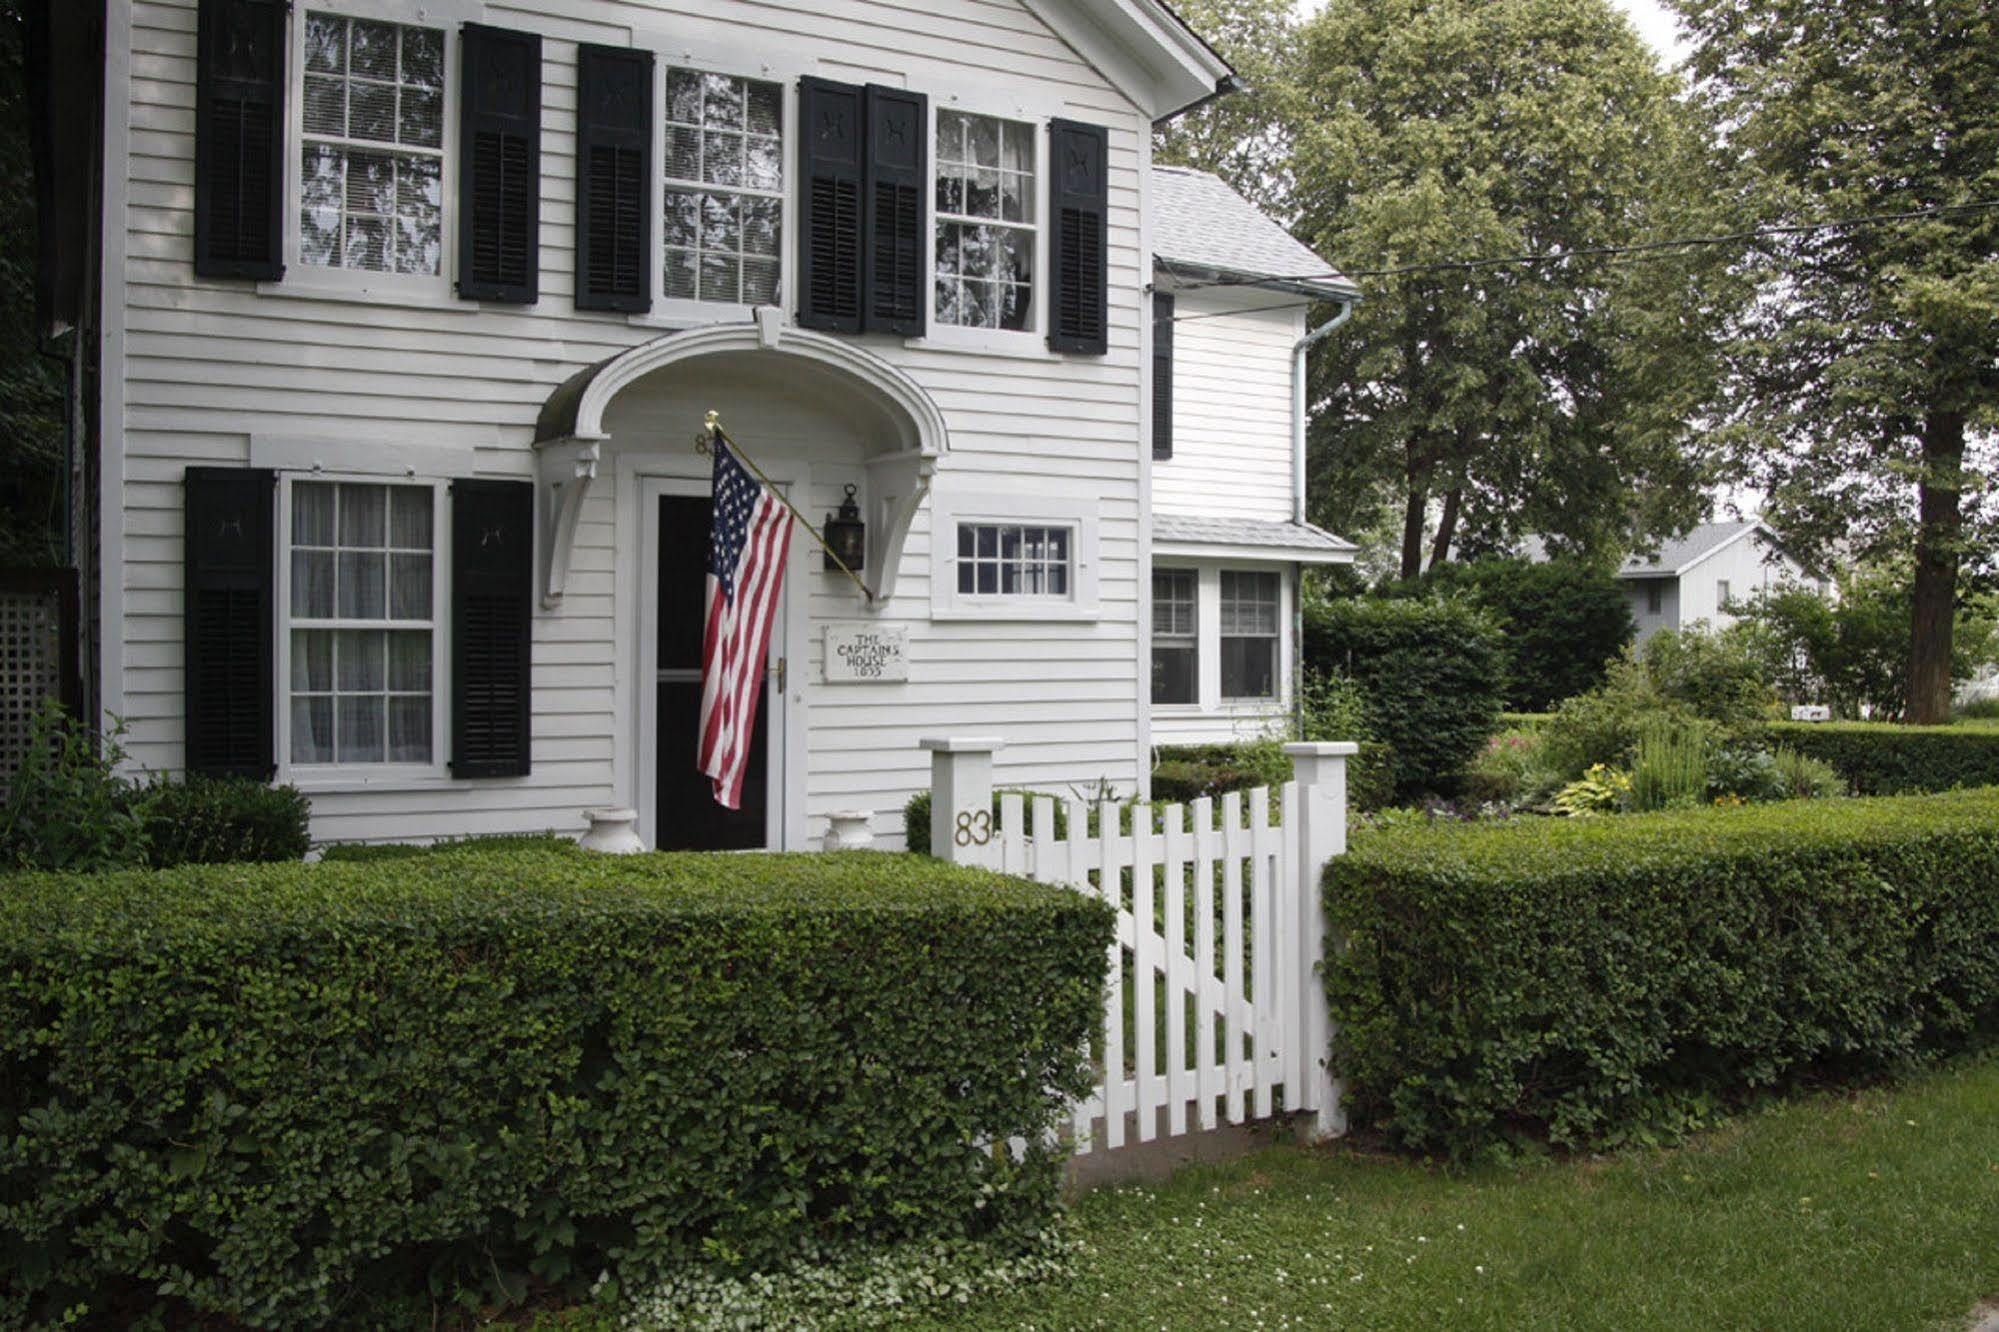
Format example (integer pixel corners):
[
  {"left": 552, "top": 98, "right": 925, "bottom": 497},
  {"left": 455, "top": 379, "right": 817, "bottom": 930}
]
[{"left": 824, "top": 624, "right": 909, "bottom": 683}]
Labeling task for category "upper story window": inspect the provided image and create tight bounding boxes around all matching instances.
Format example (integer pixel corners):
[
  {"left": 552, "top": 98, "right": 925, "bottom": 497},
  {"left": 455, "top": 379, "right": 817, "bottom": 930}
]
[
  {"left": 956, "top": 522, "right": 1070, "bottom": 597},
  {"left": 663, "top": 69, "right": 784, "bottom": 306},
  {"left": 1219, "top": 570, "right": 1280, "bottom": 700},
  {"left": 288, "top": 480, "right": 439, "bottom": 766},
  {"left": 934, "top": 111, "right": 1036, "bottom": 330},
  {"left": 300, "top": 14, "right": 446, "bottom": 276}
]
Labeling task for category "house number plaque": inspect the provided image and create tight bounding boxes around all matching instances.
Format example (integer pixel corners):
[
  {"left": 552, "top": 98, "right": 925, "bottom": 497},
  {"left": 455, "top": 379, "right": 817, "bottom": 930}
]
[{"left": 824, "top": 624, "right": 909, "bottom": 683}]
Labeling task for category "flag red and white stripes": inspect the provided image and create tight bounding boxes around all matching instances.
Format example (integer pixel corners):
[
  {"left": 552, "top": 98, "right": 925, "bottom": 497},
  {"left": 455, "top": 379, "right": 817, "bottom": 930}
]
[{"left": 698, "top": 437, "right": 794, "bottom": 809}]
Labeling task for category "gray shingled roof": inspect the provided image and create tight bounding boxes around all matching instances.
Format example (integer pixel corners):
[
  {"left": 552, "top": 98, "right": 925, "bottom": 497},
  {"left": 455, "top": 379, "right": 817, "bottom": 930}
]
[
  {"left": 1152, "top": 166, "right": 1358, "bottom": 299},
  {"left": 1520, "top": 520, "right": 1772, "bottom": 577},
  {"left": 1153, "top": 514, "right": 1357, "bottom": 554}
]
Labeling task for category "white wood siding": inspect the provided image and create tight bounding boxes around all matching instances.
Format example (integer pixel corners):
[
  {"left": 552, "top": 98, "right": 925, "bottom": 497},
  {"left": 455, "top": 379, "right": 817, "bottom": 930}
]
[
  {"left": 1151, "top": 289, "right": 1302, "bottom": 522},
  {"left": 109, "top": 0, "right": 1151, "bottom": 846}
]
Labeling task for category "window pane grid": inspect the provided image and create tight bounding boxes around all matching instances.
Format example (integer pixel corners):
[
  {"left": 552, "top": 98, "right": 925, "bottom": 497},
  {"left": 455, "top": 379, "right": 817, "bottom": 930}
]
[
  {"left": 664, "top": 69, "right": 783, "bottom": 305},
  {"left": 1152, "top": 569, "right": 1197, "bottom": 704},
  {"left": 301, "top": 14, "right": 445, "bottom": 276},
  {"left": 1220, "top": 571, "right": 1279, "bottom": 700},
  {"left": 955, "top": 523, "right": 1071, "bottom": 598},
  {"left": 289, "top": 482, "right": 435, "bottom": 766},
  {"left": 935, "top": 110, "right": 1034, "bottom": 330},
  {"left": 1152, "top": 568, "right": 1197, "bottom": 638}
]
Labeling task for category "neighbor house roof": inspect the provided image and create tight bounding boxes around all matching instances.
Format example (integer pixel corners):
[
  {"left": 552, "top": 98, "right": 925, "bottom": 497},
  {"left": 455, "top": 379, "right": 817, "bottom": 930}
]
[
  {"left": 1151, "top": 166, "right": 1359, "bottom": 300},
  {"left": 1152, "top": 514, "right": 1357, "bottom": 564},
  {"left": 1521, "top": 520, "right": 1789, "bottom": 580}
]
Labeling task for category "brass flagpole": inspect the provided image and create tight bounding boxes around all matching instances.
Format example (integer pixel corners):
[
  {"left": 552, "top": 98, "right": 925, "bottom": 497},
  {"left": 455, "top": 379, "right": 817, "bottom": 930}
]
[{"left": 697, "top": 410, "right": 876, "bottom": 603}]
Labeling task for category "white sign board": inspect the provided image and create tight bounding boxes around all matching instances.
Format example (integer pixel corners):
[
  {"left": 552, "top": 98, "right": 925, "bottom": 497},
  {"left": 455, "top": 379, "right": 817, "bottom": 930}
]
[
  {"left": 824, "top": 624, "right": 909, "bottom": 683},
  {"left": 1790, "top": 704, "right": 1832, "bottom": 722}
]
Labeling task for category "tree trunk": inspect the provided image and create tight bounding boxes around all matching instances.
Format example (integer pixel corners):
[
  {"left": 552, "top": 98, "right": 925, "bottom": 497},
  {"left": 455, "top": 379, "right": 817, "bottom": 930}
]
[
  {"left": 1428, "top": 486, "right": 1463, "bottom": 571},
  {"left": 1906, "top": 410, "right": 1965, "bottom": 724},
  {"left": 1399, "top": 480, "right": 1428, "bottom": 581}
]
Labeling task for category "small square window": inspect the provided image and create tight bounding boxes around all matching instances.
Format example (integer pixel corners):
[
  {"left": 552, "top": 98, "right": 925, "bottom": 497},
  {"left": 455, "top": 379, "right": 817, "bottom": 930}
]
[{"left": 954, "top": 523, "right": 1072, "bottom": 599}]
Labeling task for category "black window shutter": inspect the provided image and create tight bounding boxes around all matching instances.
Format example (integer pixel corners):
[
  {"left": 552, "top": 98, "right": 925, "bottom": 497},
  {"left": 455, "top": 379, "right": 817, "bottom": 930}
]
[
  {"left": 458, "top": 25, "right": 542, "bottom": 304},
  {"left": 796, "top": 77, "right": 865, "bottom": 333},
  {"left": 575, "top": 44, "right": 653, "bottom": 313},
  {"left": 451, "top": 479, "right": 533, "bottom": 778},
  {"left": 184, "top": 467, "right": 274, "bottom": 777},
  {"left": 193, "top": 0, "right": 285, "bottom": 281},
  {"left": 1047, "top": 119, "right": 1109, "bottom": 355},
  {"left": 1152, "top": 291, "right": 1175, "bottom": 460},
  {"left": 863, "top": 85, "right": 926, "bottom": 336}
]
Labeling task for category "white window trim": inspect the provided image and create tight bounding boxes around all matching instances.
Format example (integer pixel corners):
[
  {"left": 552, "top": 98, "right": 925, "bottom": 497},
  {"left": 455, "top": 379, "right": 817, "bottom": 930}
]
[
  {"left": 906, "top": 93, "right": 1052, "bottom": 357},
  {"left": 930, "top": 489, "right": 1099, "bottom": 621},
  {"left": 270, "top": 0, "right": 483, "bottom": 305},
  {"left": 275, "top": 470, "right": 453, "bottom": 791},
  {"left": 1147, "top": 562, "right": 1293, "bottom": 716}
]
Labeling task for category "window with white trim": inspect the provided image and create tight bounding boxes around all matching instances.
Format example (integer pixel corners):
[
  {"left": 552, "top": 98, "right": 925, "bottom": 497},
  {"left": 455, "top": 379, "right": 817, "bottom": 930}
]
[
  {"left": 1219, "top": 570, "right": 1279, "bottom": 700},
  {"left": 955, "top": 523, "right": 1070, "bottom": 597},
  {"left": 299, "top": 13, "right": 446, "bottom": 275},
  {"left": 287, "top": 480, "right": 438, "bottom": 765},
  {"left": 934, "top": 110, "right": 1036, "bottom": 330},
  {"left": 1717, "top": 579, "right": 1731, "bottom": 608},
  {"left": 662, "top": 69, "right": 784, "bottom": 305},
  {"left": 1152, "top": 568, "right": 1197, "bottom": 704}
]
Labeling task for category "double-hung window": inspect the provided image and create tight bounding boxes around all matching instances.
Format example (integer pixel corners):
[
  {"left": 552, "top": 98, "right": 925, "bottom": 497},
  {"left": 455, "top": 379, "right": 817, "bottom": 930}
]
[
  {"left": 934, "top": 111, "right": 1036, "bottom": 330},
  {"left": 662, "top": 69, "right": 784, "bottom": 306},
  {"left": 1219, "top": 571, "right": 1280, "bottom": 700},
  {"left": 1152, "top": 569, "right": 1198, "bottom": 704},
  {"left": 300, "top": 13, "right": 446, "bottom": 276},
  {"left": 287, "top": 481, "right": 439, "bottom": 768},
  {"left": 956, "top": 523, "right": 1070, "bottom": 597}
]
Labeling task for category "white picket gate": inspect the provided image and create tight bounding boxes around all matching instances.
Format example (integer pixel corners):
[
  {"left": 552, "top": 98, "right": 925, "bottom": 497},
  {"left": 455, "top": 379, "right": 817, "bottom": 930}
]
[{"left": 922, "top": 739, "right": 1356, "bottom": 1155}]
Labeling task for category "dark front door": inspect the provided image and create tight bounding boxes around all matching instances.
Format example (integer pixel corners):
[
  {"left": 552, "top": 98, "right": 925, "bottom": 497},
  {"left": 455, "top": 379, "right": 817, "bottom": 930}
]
[{"left": 656, "top": 493, "right": 771, "bottom": 850}]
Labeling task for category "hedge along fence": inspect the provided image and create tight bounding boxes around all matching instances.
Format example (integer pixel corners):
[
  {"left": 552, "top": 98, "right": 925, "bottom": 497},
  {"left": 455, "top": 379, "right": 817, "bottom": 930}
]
[
  {"left": 1769, "top": 720, "right": 1999, "bottom": 794},
  {"left": 0, "top": 844, "right": 1112, "bottom": 1328},
  {"left": 1325, "top": 788, "right": 1999, "bottom": 1159}
]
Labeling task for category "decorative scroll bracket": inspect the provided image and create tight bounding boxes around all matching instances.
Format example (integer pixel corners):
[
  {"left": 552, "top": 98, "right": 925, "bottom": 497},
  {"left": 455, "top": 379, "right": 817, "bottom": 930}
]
[
  {"left": 863, "top": 449, "right": 936, "bottom": 606},
  {"left": 537, "top": 436, "right": 603, "bottom": 609}
]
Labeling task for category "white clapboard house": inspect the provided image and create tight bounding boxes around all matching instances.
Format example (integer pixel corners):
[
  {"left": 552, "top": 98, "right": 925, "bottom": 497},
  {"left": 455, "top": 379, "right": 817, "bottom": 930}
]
[{"left": 33, "top": 0, "right": 1356, "bottom": 850}]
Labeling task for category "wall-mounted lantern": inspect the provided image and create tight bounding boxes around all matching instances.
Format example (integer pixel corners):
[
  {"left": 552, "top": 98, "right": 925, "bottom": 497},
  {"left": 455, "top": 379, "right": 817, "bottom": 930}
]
[{"left": 823, "top": 484, "right": 866, "bottom": 574}]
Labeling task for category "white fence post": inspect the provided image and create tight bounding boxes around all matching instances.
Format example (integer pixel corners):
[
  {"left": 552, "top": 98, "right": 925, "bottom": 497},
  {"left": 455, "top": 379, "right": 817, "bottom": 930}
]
[
  {"left": 921, "top": 737, "right": 1004, "bottom": 868},
  {"left": 1284, "top": 741, "right": 1356, "bottom": 1142}
]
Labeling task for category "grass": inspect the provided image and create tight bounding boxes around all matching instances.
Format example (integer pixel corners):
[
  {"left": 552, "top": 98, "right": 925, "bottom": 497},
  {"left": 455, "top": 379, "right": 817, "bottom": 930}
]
[{"left": 895, "top": 1053, "right": 1999, "bottom": 1331}]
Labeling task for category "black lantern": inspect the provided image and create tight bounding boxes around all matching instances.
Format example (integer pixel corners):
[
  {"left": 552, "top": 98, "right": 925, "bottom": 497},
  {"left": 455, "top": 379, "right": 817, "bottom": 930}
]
[{"left": 823, "top": 484, "right": 866, "bottom": 573}]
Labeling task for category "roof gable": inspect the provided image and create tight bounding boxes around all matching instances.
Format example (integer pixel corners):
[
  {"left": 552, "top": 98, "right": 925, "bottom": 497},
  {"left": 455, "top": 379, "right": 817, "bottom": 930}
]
[
  {"left": 1150, "top": 166, "right": 1356, "bottom": 298},
  {"left": 1021, "top": 0, "right": 1232, "bottom": 121}
]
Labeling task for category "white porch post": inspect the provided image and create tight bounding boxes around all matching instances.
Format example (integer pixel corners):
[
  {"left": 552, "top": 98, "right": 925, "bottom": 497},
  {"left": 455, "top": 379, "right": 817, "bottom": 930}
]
[
  {"left": 1285, "top": 741, "right": 1356, "bottom": 1141},
  {"left": 921, "top": 737, "right": 1004, "bottom": 868}
]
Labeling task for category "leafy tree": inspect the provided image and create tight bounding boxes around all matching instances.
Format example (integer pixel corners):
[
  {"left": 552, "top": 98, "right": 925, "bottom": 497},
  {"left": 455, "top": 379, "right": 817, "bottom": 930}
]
[
  {"left": 1732, "top": 564, "right": 1999, "bottom": 720},
  {"left": 1150, "top": 0, "right": 1300, "bottom": 214},
  {"left": 1669, "top": 0, "right": 1999, "bottom": 723},
  {"left": 1288, "top": 0, "right": 1735, "bottom": 577},
  {"left": 0, "top": 0, "right": 64, "bottom": 567}
]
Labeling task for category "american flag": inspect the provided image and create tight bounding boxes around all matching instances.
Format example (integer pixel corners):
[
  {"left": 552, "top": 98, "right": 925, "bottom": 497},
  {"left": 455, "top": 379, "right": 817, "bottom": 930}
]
[{"left": 698, "top": 437, "right": 794, "bottom": 809}]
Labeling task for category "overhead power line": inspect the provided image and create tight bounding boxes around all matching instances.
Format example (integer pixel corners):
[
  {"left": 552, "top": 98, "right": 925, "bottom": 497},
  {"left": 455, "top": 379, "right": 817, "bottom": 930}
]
[{"left": 1167, "top": 197, "right": 1999, "bottom": 322}]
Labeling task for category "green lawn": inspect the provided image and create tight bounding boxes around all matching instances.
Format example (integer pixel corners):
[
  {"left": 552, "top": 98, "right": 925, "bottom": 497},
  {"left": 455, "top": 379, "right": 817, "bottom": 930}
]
[{"left": 902, "top": 1054, "right": 1999, "bottom": 1331}]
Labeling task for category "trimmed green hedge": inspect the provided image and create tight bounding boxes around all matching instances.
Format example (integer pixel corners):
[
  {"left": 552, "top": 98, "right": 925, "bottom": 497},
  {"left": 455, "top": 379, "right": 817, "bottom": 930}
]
[
  {"left": 0, "top": 845, "right": 1110, "bottom": 1327},
  {"left": 1150, "top": 742, "right": 1397, "bottom": 813},
  {"left": 1769, "top": 721, "right": 1999, "bottom": 795},
  {"left": 1326, "top": 789, "right": 1999, "bottom": 1158}
]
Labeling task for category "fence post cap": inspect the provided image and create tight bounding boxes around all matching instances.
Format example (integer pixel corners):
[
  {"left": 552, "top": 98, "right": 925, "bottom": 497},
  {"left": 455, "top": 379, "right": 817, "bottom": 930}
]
[
  {"left": 920, "top": 736, "right": 1006, "bottom": 754},
  {"left": 1284, "top": 742, "right": 1360, "bottom": 758}
]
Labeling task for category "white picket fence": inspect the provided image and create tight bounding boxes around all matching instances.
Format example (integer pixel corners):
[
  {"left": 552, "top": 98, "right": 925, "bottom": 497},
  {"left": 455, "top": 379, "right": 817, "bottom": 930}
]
[{"left": 922, "top": 739, "right": 1356, "bottom": 1155}]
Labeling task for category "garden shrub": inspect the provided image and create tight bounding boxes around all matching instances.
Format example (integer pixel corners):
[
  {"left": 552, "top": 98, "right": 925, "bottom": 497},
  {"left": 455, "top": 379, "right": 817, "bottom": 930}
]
[
  {"left": 139, "top": 775, "right": 311, "bottom": 867},
  {"left": 1769, "top": 721, "right": 1999, "bottom": 795},
  {"left": 1326, "top": 788, "right": 1999, "bottom": 1158},
  {"left": 0, "top": 699, "right": 148, "bottom": 871},
  {"left": 0, "top": 847, "right": 1110, "bottom": 1328},
  {"left": 1303, "top": 597, "right": 1505, "bottom": 798},
  {"left": 1150, "top": 738, "right": 1397, "bottom": 814},
  {"left": 1460, "top": 731, "right": 1561, "bottom": 808},
  {"left": 1960, "top": 697, "right": 1999, "bottom": 721}
]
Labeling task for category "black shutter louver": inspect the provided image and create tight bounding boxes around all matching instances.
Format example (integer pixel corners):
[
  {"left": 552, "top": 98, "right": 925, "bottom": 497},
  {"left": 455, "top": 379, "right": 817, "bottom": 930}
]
[
  {"left": 458, "top": 25, "right": 542, "bottom": 304},
  {"left": 575, "top": 44, "right": 653, "bottom": 313},
  {"left": 184, "top": 468, "right": 274, "bottom": 777},
  {"left": 797, "top": 77, "right": 865, "bottom": 333},
  {"left": 1047, "top": 119, "right": 1109, "bottom": 355},
  {"left": 863, "top": 85, "right": 926, "bottom": 336},
  {"left": 451, "top": 479, "right": 533, "bottom": 778},
  {"left": 193, "top": 0, "right": 285, "bottom": 281},
  {"left": 1152, "top": 291, "right": 1175, "bottom": 460}
]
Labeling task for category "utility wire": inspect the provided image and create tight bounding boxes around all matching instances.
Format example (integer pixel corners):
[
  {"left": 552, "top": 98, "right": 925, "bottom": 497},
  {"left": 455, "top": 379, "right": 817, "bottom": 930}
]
[{"left": 1168, "top": 197, "right": 1999, "bottom": 322}]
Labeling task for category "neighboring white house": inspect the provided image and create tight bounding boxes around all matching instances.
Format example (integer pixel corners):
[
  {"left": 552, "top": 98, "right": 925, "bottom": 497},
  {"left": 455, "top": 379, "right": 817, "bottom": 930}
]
[
  {"left": 1146, "top": 167, "right": 1358, "bottom": 745},
  {"left": 1534, "top": 520, "right": 1824, "bottom": 643},
  {"left": 33, "top": 0, "right": 1361, "bottom": 849}
]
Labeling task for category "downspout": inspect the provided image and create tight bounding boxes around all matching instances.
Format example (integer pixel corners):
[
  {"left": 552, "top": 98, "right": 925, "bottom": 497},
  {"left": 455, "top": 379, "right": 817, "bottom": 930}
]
[{"left": 1292, "top": 301, "right": 1354, "bottom": 740}]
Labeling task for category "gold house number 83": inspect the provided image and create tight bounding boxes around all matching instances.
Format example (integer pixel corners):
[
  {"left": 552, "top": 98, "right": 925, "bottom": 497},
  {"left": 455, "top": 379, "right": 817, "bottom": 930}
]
[{"left": 954, "top": 809, "right": 993, "bottom": 847}]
